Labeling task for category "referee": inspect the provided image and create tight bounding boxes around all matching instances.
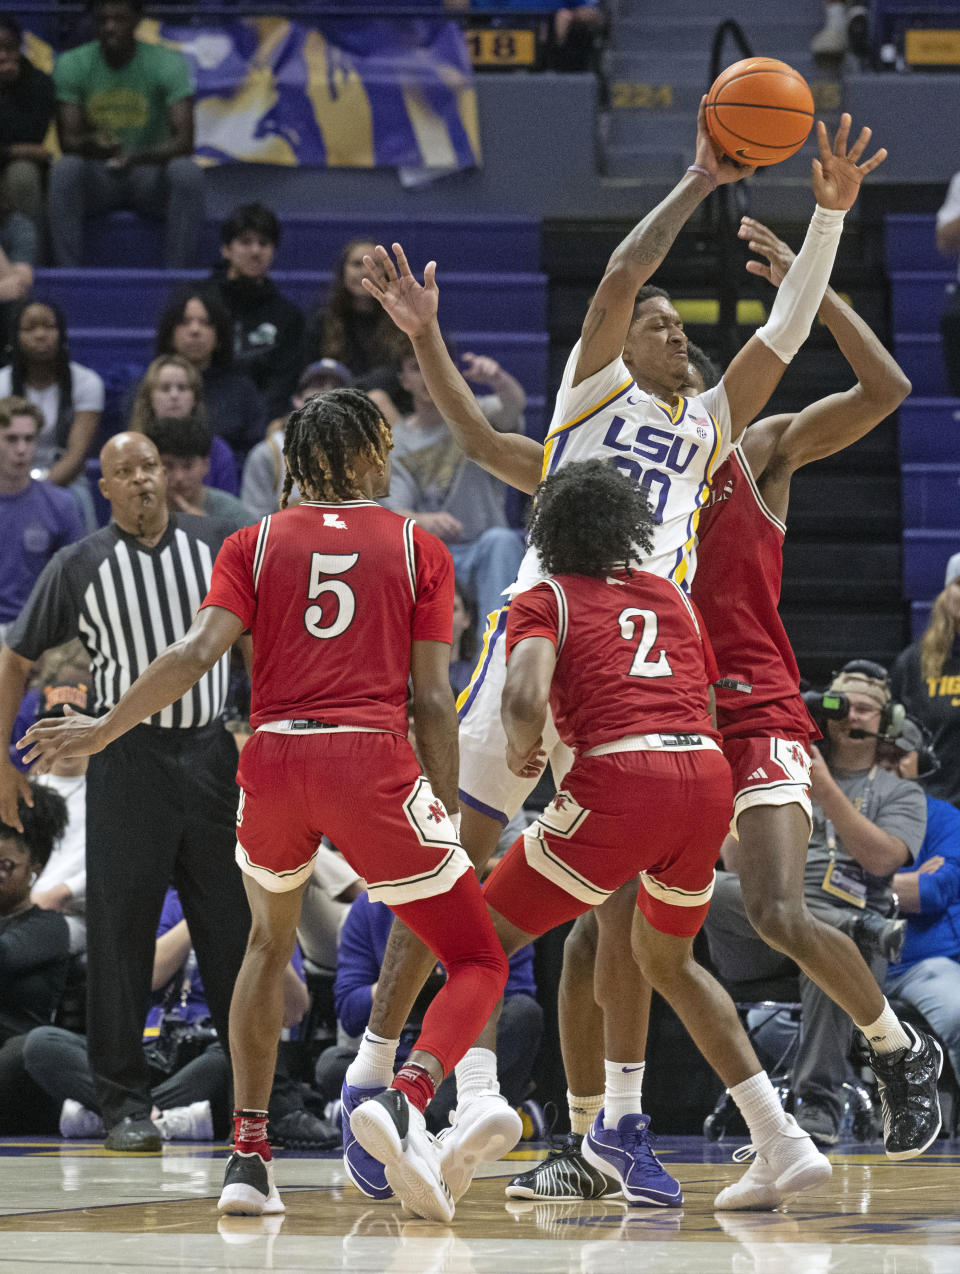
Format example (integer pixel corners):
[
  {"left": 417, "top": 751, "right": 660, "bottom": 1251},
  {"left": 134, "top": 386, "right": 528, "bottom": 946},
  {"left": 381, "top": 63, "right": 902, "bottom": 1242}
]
[{"left": 0, "top": 432, "right": 251, "bottom": 1151}]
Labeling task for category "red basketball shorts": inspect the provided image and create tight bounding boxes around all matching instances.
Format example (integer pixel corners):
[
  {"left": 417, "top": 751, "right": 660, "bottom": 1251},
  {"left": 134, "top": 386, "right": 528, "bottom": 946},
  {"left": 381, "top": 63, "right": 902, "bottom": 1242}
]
[
  {"left": 722, "top": 734, "right": 813, "bottom": 836},
  {"left": 482, "top": 745, "right": 733, "bottom": 939},
  {"left": 235, "top": 728, "right": 471, "bottom": 902}
]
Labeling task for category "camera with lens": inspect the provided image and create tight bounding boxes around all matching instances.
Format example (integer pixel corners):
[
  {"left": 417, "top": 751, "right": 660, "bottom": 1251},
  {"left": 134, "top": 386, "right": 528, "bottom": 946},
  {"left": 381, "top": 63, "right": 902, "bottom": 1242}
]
[{"left": 801, "top": 688, "right": 850, "bottom": 735}]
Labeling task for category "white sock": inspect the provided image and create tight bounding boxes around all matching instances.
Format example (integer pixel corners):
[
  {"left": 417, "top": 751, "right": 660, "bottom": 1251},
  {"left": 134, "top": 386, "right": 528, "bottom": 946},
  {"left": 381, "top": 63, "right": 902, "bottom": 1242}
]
[
  {"left": 455, "top": 1047, "right": 500, "bottom": 1102},
  {"left": 728, "top": 1070, "right": 790, "bottom": 1146},
  {"left": 603, "top": 1060, "right": 645, "bottom": 1128},
  {"left": 344, "top": 1031, "right": 399, "bottom": 1090},
  {"left": 568, "top": 1090, "right": 603, "bottom": 1136},
  {"left": 856, "top": 998, "right": 911, "bottom": 1056}
]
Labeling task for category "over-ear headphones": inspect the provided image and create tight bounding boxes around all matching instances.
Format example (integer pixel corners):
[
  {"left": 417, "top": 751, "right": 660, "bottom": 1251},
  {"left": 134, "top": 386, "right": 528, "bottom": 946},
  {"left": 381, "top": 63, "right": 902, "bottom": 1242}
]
[
  {"left": 831, "top": 659, "right": 906, "bottom": 741},
  {"left": 888, "top": 716, "right": 941, "bottom": 779}
]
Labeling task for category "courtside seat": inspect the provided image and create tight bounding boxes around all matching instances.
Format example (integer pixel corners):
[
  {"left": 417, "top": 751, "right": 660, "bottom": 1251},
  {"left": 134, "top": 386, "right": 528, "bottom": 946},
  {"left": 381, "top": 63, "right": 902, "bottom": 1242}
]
[
  {"left": 33, "top": 269, "right": 548, "bottom": 334},
  {"left": 890, "top": 272, "right": 955, "bottom": 333},
  {"left": 893, "top": 335, "right": 949, "bottom": 397},
  {"left": 903, "top": 528, "right": 960, "bottom": 600},
  {"left": 901, "top": 464, "right": 960, "bottom": 529},
  {"left": 884, "top": 214, "right": 942, "bottom": 274},
  {"left": 898, "top": 398, "right": 960, "bottom": 463},
  {"left": 82, "top": 210, "right": 541, "bottom": 273}
]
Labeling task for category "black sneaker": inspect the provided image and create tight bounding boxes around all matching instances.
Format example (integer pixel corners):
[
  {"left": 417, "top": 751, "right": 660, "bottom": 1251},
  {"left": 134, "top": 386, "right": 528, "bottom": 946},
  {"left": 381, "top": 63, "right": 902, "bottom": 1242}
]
[
  {"left": 270, "top": 1108, "right": 339, "bottom": 1151},
  {"left": 870, "top": 1023, "right": 943, "bottom": 1159},
  {"left": 794, "top": 1100, "right": 839, "bottom": 1147},
  {"left": 217, "top": 1150, "right": 285, "bottom": 1215},
  {"left": 505, "top": 1132, "right": 621, "bottom": 1200}
]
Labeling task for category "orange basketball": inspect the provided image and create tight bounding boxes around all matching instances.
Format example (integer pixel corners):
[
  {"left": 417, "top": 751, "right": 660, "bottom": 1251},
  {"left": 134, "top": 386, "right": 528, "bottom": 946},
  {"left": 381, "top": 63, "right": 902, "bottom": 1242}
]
[{"left": 705, "top": 57, "right": 814, "bottom": 167}]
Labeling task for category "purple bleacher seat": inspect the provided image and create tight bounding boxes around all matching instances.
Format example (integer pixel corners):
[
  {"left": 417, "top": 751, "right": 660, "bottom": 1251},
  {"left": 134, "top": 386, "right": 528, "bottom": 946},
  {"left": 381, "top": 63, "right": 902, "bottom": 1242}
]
[
  {"left": 893, "top": 334, "right": 949, "bottom": 396},
  {"left": 884, "top": 214, "right": 943, "bottom": 274},
  {"left": 901, "top": 463, "right": 960, "bottom": 529},
  {"left": 911, "top": 599, "right": 933, "bottom": 639},
  {"left": 903, "top": 528, "right": 960, "bottom": 600},
  {"left": 890, "top": 272, "right": 955, "bottom": 335},
  {"left": 207, "top": 435, "right": 239, "bottom": 496},
  {"left": 898, "top": 398, "right": 960, "bottom": 462}
]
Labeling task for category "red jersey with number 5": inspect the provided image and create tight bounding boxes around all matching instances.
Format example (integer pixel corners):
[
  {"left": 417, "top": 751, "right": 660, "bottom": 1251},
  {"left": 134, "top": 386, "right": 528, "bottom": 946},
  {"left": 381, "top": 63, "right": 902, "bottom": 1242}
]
[
  {"left": 692, "top": 444, "right": 815, "bottom": 741},
  {"left": 505, "top": 569, "right": 720, "bottom": 756},
  {"left": 201, "top": 499, "right": 454, "bottom": 734}
]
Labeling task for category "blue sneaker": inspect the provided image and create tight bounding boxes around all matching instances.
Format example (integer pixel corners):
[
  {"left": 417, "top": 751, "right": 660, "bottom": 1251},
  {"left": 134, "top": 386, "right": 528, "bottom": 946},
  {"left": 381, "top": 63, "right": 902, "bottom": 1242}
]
[
  {"left": 341, "top": 1082, "right": 393, "bottom": 1200},
  {"left": 581, "top": 1110, "right": 683, "bottom": 1207}
]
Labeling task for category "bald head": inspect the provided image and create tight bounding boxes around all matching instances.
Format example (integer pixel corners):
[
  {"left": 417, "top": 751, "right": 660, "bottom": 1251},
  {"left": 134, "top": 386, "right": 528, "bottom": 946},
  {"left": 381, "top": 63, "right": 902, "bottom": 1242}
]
[{"left": 98, "top": 431, "right": 168, "bottom": 538}]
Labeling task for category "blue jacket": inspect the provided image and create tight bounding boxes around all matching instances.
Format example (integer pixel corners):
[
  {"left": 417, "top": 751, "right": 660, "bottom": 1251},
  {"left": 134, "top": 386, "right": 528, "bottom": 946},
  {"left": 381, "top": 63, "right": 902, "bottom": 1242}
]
[
  {"left": 888, "top": 796, "right": 960, "bottom": 974},
  {"left": 335, "top": 892, "right": 537, "bottom": 1040}
]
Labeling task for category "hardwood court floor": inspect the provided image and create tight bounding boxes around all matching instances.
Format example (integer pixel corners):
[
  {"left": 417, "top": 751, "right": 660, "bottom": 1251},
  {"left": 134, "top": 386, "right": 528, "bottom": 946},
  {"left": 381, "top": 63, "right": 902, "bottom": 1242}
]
[{"left": 0, "top": 1135, "right": 958, "bottom": 1271}]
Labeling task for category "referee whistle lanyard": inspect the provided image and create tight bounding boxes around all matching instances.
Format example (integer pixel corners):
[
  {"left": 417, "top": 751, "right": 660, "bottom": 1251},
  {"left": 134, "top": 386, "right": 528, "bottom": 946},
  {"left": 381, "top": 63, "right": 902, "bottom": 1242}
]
[{"left": 821, "top": 765, "right": 877, "bottom": 909}]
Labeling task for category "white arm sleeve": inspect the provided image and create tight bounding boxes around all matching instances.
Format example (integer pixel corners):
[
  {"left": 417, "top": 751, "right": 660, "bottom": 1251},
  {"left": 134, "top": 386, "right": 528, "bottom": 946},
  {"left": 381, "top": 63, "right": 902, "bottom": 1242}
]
[{"left": 755, "top": 205, "right": 846, "bottom": 365}]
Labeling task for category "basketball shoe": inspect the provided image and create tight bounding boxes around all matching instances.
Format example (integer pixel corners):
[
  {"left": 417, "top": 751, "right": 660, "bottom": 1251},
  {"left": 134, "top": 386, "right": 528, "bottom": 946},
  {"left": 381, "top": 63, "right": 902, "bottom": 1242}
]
[
  {"left": 437, "top": 1091, "right": 523, "bottom": 1201},
  {"left": 349, "top": 1088, "right": 454, "bottom": 1223},
  {"left": 505, "top": 1131, "right": 622, "bottom": 1200},
  {"left": 869, "top": 1023, "right": 943, "bottom": 1159},
  {"left": 713, "top": 1113, "right": 832, "bottom": 1210},
  {"left": 341, "top": 1081, "right": 393, "bottom": 1199},
  {"left": 154, "top": 1100, "right": 213, "bottom": 1142},
  {"left": 581, "top": 1111, "right": 683, "bottom": 1207},
  {"left": 217, "top": 1150, "right": 285, "bottom": 1216},
  {"left": 59, "top": 1099, "right": 104, "bottom": 1139}
]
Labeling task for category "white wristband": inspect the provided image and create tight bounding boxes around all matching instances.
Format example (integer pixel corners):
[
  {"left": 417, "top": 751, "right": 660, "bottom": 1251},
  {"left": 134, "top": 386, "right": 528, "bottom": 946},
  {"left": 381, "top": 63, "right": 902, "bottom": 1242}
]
[{"left": 755, "top": 204, "right": 846, "bottom": 365}]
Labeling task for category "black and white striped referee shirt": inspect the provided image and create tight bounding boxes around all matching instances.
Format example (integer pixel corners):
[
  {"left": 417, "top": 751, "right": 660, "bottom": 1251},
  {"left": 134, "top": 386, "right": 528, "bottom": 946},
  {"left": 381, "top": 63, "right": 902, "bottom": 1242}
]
[{"left": 7, "top": 515, "right": 233, "bottom": 729}]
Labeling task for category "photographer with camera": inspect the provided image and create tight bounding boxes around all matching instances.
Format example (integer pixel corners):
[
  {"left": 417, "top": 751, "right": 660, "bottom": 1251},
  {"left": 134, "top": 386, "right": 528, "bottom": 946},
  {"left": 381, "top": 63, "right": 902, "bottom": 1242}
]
[{"left": 706, "top": 662, "right": 929, "bottom": 1147}]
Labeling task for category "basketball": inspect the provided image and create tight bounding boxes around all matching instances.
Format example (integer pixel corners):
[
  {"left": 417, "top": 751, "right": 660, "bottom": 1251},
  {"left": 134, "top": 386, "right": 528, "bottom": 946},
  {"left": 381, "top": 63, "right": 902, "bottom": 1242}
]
[{"left": 705, "top": 57, "right": 814, "bottom": 167}]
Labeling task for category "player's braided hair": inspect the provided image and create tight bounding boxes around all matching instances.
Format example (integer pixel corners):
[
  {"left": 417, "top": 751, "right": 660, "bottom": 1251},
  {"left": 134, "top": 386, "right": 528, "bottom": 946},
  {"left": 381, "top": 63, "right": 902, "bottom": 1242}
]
[
  {"left": 527, "top": 460, "right": 656, "bottom": 579},
  {"left": 281, "top": 387, "right": 392, "bottom": 507}
]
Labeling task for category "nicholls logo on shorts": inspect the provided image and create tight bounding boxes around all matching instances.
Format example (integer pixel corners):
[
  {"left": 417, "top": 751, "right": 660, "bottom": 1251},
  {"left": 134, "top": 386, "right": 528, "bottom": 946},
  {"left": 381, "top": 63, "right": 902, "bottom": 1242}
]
[{"left": 427, "top": 799, "right": 447, "bottom": 824}]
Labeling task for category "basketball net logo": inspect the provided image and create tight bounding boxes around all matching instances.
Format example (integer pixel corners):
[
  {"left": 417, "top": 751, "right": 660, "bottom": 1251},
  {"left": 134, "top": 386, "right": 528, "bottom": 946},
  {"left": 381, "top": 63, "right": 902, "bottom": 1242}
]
[{"left": 323, "top": 512, "right": 348, "bottom": 529}]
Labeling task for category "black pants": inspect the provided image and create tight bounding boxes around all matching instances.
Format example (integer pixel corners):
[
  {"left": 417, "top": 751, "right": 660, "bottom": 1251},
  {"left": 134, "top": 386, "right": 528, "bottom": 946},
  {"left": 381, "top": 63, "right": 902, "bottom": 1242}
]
[
  {"left": 0, "top": 1033, "right": 60, "bottom": 1135},
  {"left": 85, "top": 722, "right": 251, "bottom": 1129}
]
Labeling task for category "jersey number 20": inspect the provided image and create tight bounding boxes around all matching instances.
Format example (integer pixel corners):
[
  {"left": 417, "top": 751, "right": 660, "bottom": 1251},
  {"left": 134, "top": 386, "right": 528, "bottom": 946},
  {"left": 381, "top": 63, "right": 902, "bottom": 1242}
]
[
  {"left": 304, "top": 552, "right": 358, "bottom": 639},
  {"left": 618, "top": 607, "right": 673, "bottom": 678}
]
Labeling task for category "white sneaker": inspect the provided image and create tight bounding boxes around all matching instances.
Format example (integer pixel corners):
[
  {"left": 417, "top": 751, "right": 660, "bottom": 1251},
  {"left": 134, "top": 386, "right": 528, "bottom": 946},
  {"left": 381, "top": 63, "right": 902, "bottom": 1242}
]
[
  {"left": 349, "top": 1089, "right": 454, "bottom": 1223},
  {"left": 59, "top": 1099, "right": 105, "bottom": 1139},
  {"left": 218, "top": 1150, "right": 285, "bottom": 1216},
  {"left": 437, "top": 1091, "right": 523, "bottom": 1202},
  {"left": 714, "top": 1113, "right": 832, "bottom": 1211},
  {"left": 155, "top": 1100, "right": 214, "bottom": 1142}
]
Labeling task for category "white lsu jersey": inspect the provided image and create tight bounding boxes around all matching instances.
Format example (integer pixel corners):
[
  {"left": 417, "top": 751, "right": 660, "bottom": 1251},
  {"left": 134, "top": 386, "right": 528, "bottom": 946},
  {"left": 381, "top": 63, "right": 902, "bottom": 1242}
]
[{"left": 512, "top": 339, "right": 732, "bottom": 596}]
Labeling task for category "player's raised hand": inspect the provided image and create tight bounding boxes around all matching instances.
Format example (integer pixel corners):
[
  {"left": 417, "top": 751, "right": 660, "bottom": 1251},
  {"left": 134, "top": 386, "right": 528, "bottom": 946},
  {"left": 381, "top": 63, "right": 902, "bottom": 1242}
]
[
  {"left": 811, "top": 113, "right": 886, "bottom": 211},
  {"left": 361, "top": 243, "right": 438, "bottom": 339},
  {"left": 694, "top": 95, "right": 757, "bottom": 188},
  {"left": 739, "top": 217, "right": 796, "bottom": 287}
]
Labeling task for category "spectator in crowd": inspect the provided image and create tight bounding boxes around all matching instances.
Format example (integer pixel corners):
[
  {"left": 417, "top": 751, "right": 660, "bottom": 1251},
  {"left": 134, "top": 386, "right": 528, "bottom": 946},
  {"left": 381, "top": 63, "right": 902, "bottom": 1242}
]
[
  {"left": 0, "top": 397, "right": 82, "bottom": 642},
  {"left": 0, "top": 781, "right": 71, "bottom": 1134},
  {"left": 449, "top": 583, "right": 477, "bottom": 698},
  {"left": 876, "top": 719, "right": 960, "bottom": 1089},
  {"left": 0, "top": 299, "right": 104, "bottom": 525},
  {"left": 315, "top": 889, "right": 542, "bottom": 1134},
  {"left": 9, "top": 638, "right": 88, "bottom": 772},
  {"left": 140, "top": 413, "right": 254, "bottom": 528},
  {"left": 541, "top": 1, "right": 605, "bottom": 73},
  {"left": 381, "top": 337, "right": 527, "bottom": 624},
  {"left": 155, "top": 288, "right": 268, "bottom": 464},
  {"left": 0, "top": 431, "right": 253, "bottom": 1152},
  {"left": 206, "top": 202, "right": 305, "bottom": 420},
  {"left": 48, "top": 0, "right": 202, "bottom": 268},
  {"left": 891, "top": 555, "right": 960, "bottom": 809},
  {"left": 0, "top": 14, "right": 55, "bottom": 235},
  {"left": 936, "top": 170, "right": 960, "bottom": 397},
  {"left": 30, "top": 666, "right": 89, "bottom": 956},
  {"left": 239, "top": 358, "right": 353, "bottom": 520},
  {"left": 705, "top": 662, "right": 927, "bottom": 1147},
  {"left": 307, "top": 237, "right": 406, "bottom": 394}
]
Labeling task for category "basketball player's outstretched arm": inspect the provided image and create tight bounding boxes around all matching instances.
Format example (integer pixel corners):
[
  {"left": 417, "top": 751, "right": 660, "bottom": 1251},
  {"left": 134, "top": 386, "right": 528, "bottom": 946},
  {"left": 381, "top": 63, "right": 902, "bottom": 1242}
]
[
  {"left": 362, "top": 244, "right": 543, "bottom": 494},
  {"left": 740, "top": 218, "right": 911, "bottom": 518},
  {"left": 17, "top": 605, "right": 244, "bottom": 769},
  {"left": 720, "top": 114, "right": 887, "bottom": 440},
  {"left": 572, "top": 97, "right": 752, "bottom": 387}
]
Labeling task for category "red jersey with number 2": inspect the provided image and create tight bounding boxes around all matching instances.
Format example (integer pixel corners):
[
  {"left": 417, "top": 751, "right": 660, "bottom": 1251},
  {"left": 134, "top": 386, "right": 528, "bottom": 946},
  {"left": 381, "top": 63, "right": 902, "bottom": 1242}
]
[
  {"left": 201, "top": 499, "right": 454, "bottom": 734},
  {"left": 505, "top": 569, "right": 720, "bottom": 756}
]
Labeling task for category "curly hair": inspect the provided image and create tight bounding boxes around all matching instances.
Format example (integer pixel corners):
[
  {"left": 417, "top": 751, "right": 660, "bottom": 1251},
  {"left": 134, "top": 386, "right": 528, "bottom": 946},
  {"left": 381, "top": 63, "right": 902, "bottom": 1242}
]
[
  {"left": 281, "top": 387, "right": 392, "bottom": 507},
  {"left": 527, "top": 460, "right": 656, "bottom": 579},
  {"left": 0, "top": 782, "right": 68, "bottom": 871}
]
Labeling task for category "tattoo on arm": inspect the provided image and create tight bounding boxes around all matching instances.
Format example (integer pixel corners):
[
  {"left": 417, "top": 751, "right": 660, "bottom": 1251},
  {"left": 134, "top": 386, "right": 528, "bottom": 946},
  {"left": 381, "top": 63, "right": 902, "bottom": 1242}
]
[{"left": 615, "top": 181, "right": 706, "bottom": 272}]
